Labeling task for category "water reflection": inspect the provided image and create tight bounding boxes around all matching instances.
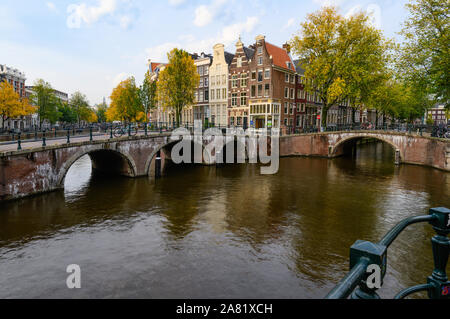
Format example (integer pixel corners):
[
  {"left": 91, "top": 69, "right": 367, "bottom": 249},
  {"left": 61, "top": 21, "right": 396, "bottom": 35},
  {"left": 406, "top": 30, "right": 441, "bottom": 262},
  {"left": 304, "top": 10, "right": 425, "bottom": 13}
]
[{"left": 0, "top": 142, "right": 448, "bottom": 299}]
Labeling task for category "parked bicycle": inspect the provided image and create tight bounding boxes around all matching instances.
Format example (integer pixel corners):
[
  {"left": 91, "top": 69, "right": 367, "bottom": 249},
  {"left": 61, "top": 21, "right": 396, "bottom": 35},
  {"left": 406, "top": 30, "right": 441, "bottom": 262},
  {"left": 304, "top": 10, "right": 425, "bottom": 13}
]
[{"left": 113, "top": 125, "right": 138, "bottom": 138}]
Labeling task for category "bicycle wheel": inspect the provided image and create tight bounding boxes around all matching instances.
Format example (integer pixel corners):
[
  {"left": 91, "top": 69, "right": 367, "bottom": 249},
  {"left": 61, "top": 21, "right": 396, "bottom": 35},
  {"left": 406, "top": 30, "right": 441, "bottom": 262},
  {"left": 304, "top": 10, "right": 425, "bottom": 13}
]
[{"left": 113, "top": 128, "right": 124, "bottom": 138}]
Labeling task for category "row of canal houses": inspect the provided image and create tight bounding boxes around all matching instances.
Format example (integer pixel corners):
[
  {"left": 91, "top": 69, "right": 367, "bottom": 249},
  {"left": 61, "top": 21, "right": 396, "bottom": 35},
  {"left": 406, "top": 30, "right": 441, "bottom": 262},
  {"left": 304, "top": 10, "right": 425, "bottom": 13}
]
[{"left": 149, "top": 35, "right": 377, "bottom": 132}]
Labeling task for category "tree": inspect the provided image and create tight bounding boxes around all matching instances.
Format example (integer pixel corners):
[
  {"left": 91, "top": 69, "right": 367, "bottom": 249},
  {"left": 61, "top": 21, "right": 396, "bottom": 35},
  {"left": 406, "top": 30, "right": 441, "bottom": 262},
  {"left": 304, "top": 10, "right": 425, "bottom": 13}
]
[
  {"left": 70, "top": 91, "right": 91, "bottom": 125},
  {"left": 57, "top": 101, "right": 77, "bottom": 124},
  {"left": 95, "top": 102, "right": 108, "bottom": 123},
  {"left": 157, "top": 48, "right": 199, "bottom": 126},
  {"left": 290, "top": 6, "right": 392, "bottom": 128},
  {"left": 108, "top": 77, "right": 142, "bottom": 122},
  {"left": 31, "top": 79, "right": 59, "bottom": 128},
  {"left": 398, "top": 0, "right": 450, "bottom": 109},
  {"left": 0, "top": 81, "right": 35, "bottom": 131},
  {"left": 139, "top": 71, "right": 158, "bottom": 123}
]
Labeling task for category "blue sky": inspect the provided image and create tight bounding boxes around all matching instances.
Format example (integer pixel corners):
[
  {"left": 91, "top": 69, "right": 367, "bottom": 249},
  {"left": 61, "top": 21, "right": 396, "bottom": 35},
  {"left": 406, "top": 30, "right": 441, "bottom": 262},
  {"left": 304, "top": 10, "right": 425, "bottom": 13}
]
[{"left": 0, "top": 0, "right": 409, "bottom": 105}]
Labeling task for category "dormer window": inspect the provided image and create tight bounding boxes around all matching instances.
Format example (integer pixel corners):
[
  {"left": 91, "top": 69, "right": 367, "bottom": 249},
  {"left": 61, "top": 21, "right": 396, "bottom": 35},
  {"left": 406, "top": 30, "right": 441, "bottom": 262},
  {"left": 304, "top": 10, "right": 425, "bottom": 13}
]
[
  {"left": 258, "top": 47, "right": 263, "bottom": 55},
  {"left": 287, "top": 62, "right": 292, "bottom": 69}
]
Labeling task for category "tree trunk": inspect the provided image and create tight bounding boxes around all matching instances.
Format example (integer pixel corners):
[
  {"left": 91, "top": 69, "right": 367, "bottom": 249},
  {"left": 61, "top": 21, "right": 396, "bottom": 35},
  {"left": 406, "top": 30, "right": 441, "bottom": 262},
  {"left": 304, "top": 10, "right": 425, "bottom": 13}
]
[
  {"left": 321, "top": 106, "right": 329, "bottom": 131},
  {"left": 352, "top": 108, "right": 356, "bottom": 124}
]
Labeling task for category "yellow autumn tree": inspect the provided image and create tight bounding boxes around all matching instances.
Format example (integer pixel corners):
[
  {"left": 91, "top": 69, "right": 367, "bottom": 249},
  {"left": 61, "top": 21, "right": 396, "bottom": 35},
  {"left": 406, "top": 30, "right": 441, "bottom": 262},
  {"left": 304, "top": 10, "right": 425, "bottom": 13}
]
[
  {"left": 108, "top": 77, "right": 142, "bottom": 122},
  {"left": 290, "top": 6, "right": 392, "bottom": 128},
  {"left": 157, "top": 48, "right": 199, "bottom": 126},
  {"left": 0, "top": 81, "right": 35, "bottom": 131}
]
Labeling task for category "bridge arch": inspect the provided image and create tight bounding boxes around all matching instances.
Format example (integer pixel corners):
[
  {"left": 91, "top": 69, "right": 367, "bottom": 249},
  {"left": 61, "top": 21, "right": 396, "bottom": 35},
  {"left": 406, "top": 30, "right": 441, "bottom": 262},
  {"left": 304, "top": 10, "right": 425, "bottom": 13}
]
[
  {"left": 330, "top": 134, "right": 403, "bottom": 163},
  {"left": 57, "top": 146, "right": 138, "bottom": 187},
  {"left": 145, "top": 139, "right": 212, "bottom": 177}
]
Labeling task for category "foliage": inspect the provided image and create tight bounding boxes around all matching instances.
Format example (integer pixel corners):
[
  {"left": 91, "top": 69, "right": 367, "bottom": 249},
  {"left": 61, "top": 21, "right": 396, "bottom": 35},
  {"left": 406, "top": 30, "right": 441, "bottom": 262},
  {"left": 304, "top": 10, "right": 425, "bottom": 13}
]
[
  {"left": 157, "top": 48, "right": 199, "bottom": 125},
  {"left": 139, "top": 71, "right": 158, "bottom": 122},
  {"left": 290, "top": 6, "right": 392, "bottom": 127},
  {"left": 57, "top": 101, "right": 77, "bottom": 124},
  {"left": 107, "top": 77, "right": 142, "bottom": 122},
  {"left": 30, "top": 79, "right": 60, "bottom": 127},
  {"left": 95, "top": 102, "right": 108, "bottom": 123},
  {"left": 0, "top": 81, "right": 35, "bottom": 130},
  {"left": 398, "top": 0, "right": 450, "bottom": 109},
  {"left": 70, "top": 91, "right": 92, "bottom": 124}
]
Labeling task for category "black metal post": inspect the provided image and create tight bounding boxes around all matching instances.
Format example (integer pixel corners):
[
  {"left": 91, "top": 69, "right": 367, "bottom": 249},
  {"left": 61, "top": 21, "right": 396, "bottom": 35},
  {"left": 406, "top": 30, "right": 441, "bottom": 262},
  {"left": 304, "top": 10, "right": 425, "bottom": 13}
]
[
  {"left": 42, "top": 131, "right": 46, "bottom": 147},
  {"left": 145, "top": 122, "right": 148, "bottom": 136},
  {"left": 128, "top": 124, "right": 131, "bottom": 137},
  {"left": 90, "top": 126, "right": 93, "bottom": 142},
  {"left": 110, "top": 125, "right": 113, "bottom": 139},
  {"left": 17, "top": 133, "right": 22, "bottom": 151},
  {"left": 155, "top": 151, "right": 161, "bottom": 179},
  {"left": 67, "top": 129, "right": 70, "bottom": 144}
]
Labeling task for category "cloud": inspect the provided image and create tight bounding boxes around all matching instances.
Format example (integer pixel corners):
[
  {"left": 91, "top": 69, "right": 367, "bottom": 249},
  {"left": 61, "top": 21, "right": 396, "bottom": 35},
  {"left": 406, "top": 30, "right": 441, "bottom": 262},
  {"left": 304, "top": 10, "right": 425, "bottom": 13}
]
[
  {"left": 194, "top": 0, "right": 226, "bottom": 27},
  {"left": 46, "top": 2, "right": 58, "bottom": 13},
  {"left": 112, "top": 72, "right": 132, "bottom": 86},
  {"left": 313, "top": 0, "right": 346, "bottom": 7},
  {"left": 283, "top": 18, "right": 295, "bottom": 30},
  {"left": 345, "top": 4, "right": 382, "bottom": 29},
  {"left": 168, "top": 0, "right": 186, "bottom": 6},
  {"left": 146, "top": 16, "right": 259, "bottom": 61},
  {"left": 66, "top": 0, "right": 136, "bottom": 29}
]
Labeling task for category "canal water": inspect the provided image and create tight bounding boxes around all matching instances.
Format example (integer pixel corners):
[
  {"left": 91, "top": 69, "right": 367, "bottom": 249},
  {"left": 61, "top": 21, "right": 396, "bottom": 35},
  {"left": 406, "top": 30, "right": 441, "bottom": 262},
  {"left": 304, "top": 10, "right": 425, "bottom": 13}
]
[{"left": 0, "top": 142, "right": 448, "bottom": 299}]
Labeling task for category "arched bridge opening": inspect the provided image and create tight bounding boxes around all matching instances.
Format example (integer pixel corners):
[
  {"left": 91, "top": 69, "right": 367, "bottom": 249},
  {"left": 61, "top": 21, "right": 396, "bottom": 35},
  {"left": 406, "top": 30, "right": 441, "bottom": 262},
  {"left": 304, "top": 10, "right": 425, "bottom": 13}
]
[{"left": 331, "top": 136, "right": 401, "bottom": 165}]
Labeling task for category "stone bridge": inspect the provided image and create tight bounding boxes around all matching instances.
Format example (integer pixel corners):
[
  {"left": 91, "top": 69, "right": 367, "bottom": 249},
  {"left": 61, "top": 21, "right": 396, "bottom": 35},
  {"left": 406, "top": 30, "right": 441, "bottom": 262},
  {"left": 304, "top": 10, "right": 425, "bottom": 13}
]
[{"left": 0, "top": 131, "right": 448, "bottom": 201}]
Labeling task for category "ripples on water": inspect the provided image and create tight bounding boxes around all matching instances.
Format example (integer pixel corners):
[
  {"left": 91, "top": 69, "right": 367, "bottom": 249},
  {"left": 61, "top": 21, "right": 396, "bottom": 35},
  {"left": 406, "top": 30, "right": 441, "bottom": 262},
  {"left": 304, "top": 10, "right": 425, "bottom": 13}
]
[{"left": 0, "top": 142, "right": 448, "bottom": 299}]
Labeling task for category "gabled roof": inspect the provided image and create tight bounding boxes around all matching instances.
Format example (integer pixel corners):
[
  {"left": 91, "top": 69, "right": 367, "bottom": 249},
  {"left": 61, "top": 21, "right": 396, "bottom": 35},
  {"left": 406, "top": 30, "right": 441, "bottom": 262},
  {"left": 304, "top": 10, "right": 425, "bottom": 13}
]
[
  {"left": 224, "top": 51, "right": 235, "bottom": 65},
  {"left": 150, "top": 62, "right": 165, "bottom": 73},
  {"left": 265, "top": 42, "right": 296, "bottom": 72},
  {"left": 243, "top": 46, "right": 255, "bottom": 60},
  {"left": 293, "top": 59, "right": 305, "bottom": 75}
]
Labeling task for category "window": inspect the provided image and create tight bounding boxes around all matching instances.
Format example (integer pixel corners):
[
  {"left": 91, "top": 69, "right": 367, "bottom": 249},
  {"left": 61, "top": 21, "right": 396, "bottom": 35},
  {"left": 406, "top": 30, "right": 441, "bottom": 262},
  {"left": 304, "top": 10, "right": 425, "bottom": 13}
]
[
  {"left": 198, "top": 66, "right": 203, "bottom": 75},
  {"left": 265, "top": 69, "right": 270, "bottom": 79},
  {"left": 204, "top": 67, "right": 209, "bottom": 75},
  {"left": 216, "top": 89, "right": 221, "bottom": 100},
  {"left": 222, "top": 88, "right": 227, "bottom": 100},
  {"left": 240, "top": 93, "right": 247, "bottom": 106},
  {"left": 290, "top": 103, "right": 294, "bottom": 114},
  {"left": 258, "top": 47, "right": 263, "bottom": 55},
  {"left": 231, "top": 93, "right": 238, "bottom": 106},
  {"left": 258, "top": 85, "right": 263, "bottom": 97},
  {"left": 199, "top": 78, "right": 204, "bottom": 88},
  {"left": 240, "top": 73, "right": 248, "bottom": 87},
  {"left": 285, "top": 74, "right": 289, "bottom": 83},
  {"left": 211, "top": 76, "right": 215, "bottom": 86},
  {"left": 216, "top": 64, "right": 221, "bottom": 72},
  {"left": 195, "top": 92, "right": 198, "bottom": 102},
  {"left": 285, "top": 87, "right": 289, "bottom": 98},
  {"left": 291, "top": 88, "right": 295, "bottom": 99},
  {"left": 264, "top": 84, "right": 270, "bottom": 97},
  {"left": 205, "top": 89, "right": 209, "bottom": 101},
  {"left": 290, "top": 74, "right": 295, "bottom": 84},
  {"left": 199, "top": 91, "right": 204, "bottom": 102},
  {"left": 230, "top": 117, "right": 235, "bottom": 126},
  {"left": 222, "top": 75, "right": 226, "bottom": 85},
  {"left": 232, "top": 75, "right": 238, "bottom": 88},
  {"left": 237, "top": 57, "right": 242, "bottom": 67},
  {"left": 251, "top": 85, "right": 256, "bottom": 97},
  {"left": 205, "top": 77, "right": 209, "bottom": 87},
  {"left": 284, "top": 102, "right": 288, "bottom": 114},
  {"left": 258, "top": 70, "right": 263, "bottom": 82},
  {"left": 216, "top": 75, "right": 220, "bottom": 85},
  {"left": 258, "top": 56, "right": 263, "bottom": 65},
  {"left": 211, "top": 89, "right": 215, "bottom": 100}
]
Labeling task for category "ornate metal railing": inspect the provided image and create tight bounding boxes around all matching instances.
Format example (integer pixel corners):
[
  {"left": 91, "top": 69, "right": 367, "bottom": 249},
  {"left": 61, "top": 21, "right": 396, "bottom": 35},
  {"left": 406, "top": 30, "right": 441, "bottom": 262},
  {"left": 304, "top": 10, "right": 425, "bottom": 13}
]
[{"left": 326, "top": 207, "right": 450, "bottom": 299}]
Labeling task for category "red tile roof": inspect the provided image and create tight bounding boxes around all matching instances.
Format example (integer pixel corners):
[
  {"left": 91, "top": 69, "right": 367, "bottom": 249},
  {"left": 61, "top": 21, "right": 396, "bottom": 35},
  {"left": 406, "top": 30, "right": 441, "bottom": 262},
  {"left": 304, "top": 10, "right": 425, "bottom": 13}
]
[
  {"left": 150, "top": 62, "right": 165, "bottom": 73},
  {"left": 265, "top": 42, "right": 295, "bottom": 72}
]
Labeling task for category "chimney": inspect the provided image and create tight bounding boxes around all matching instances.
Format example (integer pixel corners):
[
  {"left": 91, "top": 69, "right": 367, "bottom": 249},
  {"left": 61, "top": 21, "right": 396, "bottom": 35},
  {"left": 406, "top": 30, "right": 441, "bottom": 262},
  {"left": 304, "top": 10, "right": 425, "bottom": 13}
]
[{"left": 283, "top": 42, "right": 291, "bottom": 53}]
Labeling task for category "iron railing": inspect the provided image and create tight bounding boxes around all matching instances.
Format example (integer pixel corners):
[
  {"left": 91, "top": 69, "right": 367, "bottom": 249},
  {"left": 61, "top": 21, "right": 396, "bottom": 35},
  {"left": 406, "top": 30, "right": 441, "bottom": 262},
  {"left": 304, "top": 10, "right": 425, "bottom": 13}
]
[{"left": 326, "top": 207, "right": 450, "bottom": 299}]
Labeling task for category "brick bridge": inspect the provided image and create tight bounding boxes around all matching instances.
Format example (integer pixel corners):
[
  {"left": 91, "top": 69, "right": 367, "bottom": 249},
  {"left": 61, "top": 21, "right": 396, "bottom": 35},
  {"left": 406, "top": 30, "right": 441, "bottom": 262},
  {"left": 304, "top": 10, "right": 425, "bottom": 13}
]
[{"left": 0, "top": 131, "right": 448, "bottom": 201}]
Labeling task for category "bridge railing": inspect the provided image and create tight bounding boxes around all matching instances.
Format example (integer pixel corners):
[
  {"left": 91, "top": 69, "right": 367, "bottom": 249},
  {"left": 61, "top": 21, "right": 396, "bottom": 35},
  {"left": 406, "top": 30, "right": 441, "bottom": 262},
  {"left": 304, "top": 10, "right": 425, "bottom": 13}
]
[
  {"left": 282, "top": 124, "right": 449, "bottom": 138},
  {"left": 325, "top": 207, "right": 450, "bottom": 300}
]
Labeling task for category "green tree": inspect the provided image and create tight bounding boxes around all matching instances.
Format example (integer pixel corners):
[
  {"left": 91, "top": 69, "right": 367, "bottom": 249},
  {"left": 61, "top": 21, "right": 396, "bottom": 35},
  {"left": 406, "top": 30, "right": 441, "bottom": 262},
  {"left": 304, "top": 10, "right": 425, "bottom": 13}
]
[
  {"left": 31, "top": 79, "right": 60, "bottom": 128},
  {"left": 70, "top": 91, "right": 91, "bottom": 125},
  {"left": 95, "top": 102, "right": 108, "bottom": 123},
  {"left": 157, "top": 48, "right": 200, "bottom": 126},
  {"left": 57, "top": 101, "right": 77, "bottom": 124},
  {"left": 290, "top": 6, "right": 392, "bottom": 128},
  {"left": 398, "top": 0, "right": 450, "bottom": 109},
  {"left": 139, "top": 71, "right": 157, "bottom": 123}
]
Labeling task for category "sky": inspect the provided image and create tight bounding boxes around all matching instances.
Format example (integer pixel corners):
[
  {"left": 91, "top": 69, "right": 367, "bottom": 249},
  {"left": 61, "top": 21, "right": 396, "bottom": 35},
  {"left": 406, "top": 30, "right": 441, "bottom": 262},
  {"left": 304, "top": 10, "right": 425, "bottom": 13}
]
[{"left": 0, "top": 0, "right": 410, "bottom": 105}]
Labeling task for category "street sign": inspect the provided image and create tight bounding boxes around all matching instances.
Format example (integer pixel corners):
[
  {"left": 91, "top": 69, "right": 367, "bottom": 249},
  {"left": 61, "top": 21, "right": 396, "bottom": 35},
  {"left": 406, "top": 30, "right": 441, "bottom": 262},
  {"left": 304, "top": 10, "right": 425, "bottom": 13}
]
[{"left": 317, "top": 115, "right": 321, "bottom": 120}]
